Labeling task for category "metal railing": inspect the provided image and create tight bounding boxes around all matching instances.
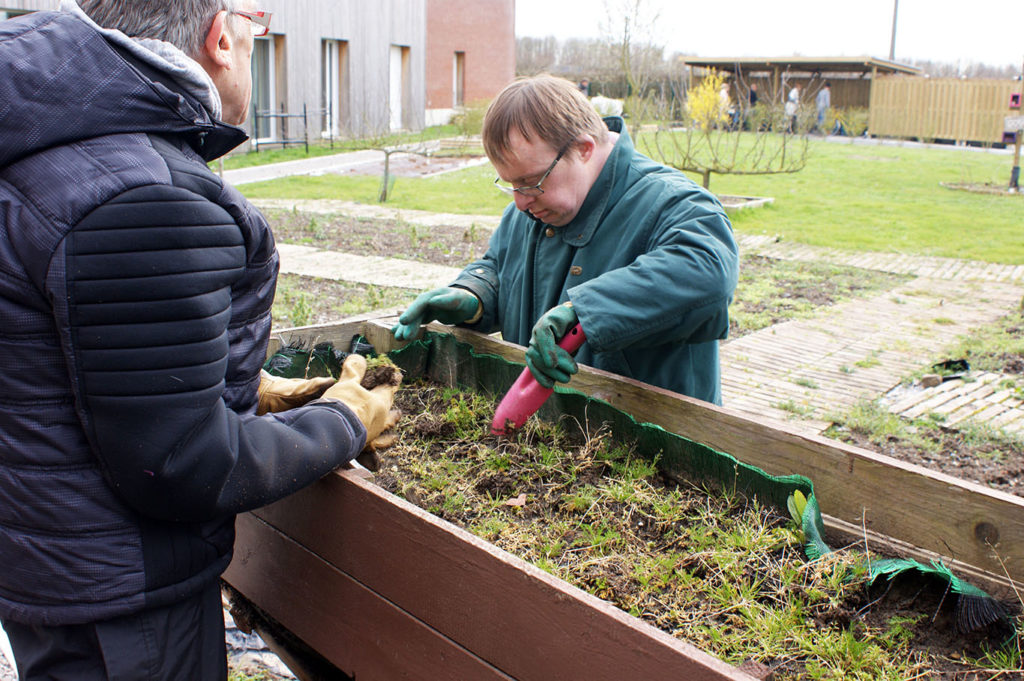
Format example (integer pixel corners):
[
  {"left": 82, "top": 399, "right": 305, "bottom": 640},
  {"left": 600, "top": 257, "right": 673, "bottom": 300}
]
[{"left": 251, "top": 103, "right": 340, "bottom": 153}]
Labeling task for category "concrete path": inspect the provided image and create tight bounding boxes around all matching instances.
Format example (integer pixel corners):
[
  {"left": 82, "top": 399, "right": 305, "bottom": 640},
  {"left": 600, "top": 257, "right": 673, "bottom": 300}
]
[
  {"left": 222, "top": 143, "right": 490, "bottom": 187},
  {"left": 254, "top": 198, "right": 500, "bottom": 231},
  {"left": 0, "top": 632, "right": 12, "bottom": 681},
  {"left": 223, "top": 149, "right": 385, "bottom": 185},
  {"left": 258, "top": 198, "right": 1024, "bottom": 437},
  {"left": 277, "top": 243, "right": 463, "bottom": 290}
]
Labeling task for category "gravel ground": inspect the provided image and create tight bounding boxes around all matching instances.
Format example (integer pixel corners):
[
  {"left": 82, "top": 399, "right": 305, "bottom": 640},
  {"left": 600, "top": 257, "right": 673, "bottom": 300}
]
[{"left": 0, "top": 628, "right": 14, "bottom": 681}]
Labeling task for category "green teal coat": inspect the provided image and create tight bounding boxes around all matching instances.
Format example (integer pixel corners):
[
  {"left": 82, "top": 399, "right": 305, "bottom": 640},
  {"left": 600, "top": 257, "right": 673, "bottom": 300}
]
[{"left": 453, "top": 118, "right": 738, "bottom": 404}]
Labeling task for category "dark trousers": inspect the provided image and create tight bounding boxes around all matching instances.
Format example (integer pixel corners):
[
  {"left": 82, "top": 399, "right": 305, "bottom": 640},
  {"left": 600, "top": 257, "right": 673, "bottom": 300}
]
[{"left": 2, "top": 582, "right": 226, "bottom": 681}]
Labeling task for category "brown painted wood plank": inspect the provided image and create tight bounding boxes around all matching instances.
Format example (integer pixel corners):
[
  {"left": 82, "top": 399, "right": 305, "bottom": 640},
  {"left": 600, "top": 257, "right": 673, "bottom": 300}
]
[
  {"left": 225, "top": 513, "right": 517, "bottom": 681},
  {"left": 251, "top": 470, "right": 755, "bottom": 681}
]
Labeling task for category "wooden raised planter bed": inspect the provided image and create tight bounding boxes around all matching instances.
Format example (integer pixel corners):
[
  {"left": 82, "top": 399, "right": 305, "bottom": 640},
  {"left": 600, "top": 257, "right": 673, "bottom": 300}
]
[{"left": 223, "top": 319, "right": 1024, "bottom": 680}]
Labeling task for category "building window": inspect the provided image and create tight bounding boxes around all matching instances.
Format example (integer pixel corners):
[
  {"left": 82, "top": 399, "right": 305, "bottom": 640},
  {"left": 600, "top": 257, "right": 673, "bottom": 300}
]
[
  {"left": 389, "top": 44, "right": 410, "bottom": 132},
  {"left": 251, "top": 36, "right": 276, "bottom": 140},
  {"left": 321, "top": 39, "right": 350, "bottom": 138},
  {"left": 453, "top": 51, "right": 465, "bottom": 108}
]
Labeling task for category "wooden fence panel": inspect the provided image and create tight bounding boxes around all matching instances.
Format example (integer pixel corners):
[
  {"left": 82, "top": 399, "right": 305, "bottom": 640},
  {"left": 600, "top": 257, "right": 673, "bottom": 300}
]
[{"left": 869, "top": 76, "right": 1019, "bottom": 143}]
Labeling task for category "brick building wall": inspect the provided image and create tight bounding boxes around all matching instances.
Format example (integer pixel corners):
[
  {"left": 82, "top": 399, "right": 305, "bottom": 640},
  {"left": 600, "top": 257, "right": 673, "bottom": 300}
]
[{"left": 425, "top": 0, "right": 515, "bottom": 125}]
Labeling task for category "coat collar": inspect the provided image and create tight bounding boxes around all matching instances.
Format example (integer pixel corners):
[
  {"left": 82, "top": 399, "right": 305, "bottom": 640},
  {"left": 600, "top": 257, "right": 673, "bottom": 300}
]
[{"left": 560, "top": 116, "right": 631, "bottom": 248}]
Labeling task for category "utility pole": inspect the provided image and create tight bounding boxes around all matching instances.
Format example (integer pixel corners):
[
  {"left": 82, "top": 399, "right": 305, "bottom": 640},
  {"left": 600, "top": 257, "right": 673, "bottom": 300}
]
[{"left": 889, "top": 0, "right": 899, "bottom": 61}]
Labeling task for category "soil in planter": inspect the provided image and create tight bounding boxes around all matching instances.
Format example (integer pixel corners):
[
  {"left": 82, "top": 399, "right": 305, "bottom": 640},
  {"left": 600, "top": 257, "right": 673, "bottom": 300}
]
[{"left": 371, "top": 379, "right": 1021, "bottom": 680}]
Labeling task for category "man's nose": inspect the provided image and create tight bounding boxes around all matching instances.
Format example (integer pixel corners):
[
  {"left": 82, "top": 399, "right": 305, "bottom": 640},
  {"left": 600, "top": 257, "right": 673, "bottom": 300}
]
[{"left": 513, "top": 192, "right": 534, "bottom": 211}]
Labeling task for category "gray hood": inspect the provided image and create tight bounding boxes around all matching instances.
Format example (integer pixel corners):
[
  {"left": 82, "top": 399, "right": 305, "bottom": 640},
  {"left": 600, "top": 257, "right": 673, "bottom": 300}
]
[{"left": 0, "top": 8, "right": 245, "bottom": 166}]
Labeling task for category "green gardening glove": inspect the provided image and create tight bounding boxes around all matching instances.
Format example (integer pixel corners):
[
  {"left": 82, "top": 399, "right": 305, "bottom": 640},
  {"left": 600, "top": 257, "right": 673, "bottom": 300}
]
[
  {"left": 392, "top": 287, "right": 481, "bottom": 341},
  {"left": 525, "top": 302, "right": 580, "bottom": 389}
]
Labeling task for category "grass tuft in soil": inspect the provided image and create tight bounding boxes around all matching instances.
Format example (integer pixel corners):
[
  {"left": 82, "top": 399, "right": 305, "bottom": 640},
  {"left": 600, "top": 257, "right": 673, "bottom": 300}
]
[{"left": 826, "top": 400, "right": 1024, "bottom": 496}]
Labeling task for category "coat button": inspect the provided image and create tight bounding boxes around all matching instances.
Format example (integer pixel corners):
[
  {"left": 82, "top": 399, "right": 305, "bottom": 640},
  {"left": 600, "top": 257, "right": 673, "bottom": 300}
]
[
  {"left": 570, "top": 266, "right": 583, "bottom": 276},
  {"left": 544, "top": 227, "right": 555, "bottom": 237}
]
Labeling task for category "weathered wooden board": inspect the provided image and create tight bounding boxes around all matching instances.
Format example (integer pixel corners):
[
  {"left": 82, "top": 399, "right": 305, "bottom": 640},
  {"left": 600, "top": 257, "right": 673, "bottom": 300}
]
[
  {"left": 226, "top": 511, "right": 517, "bottom": 680},
  {"left": 229, "top": 469, "right": 755, "bottom": 681}
]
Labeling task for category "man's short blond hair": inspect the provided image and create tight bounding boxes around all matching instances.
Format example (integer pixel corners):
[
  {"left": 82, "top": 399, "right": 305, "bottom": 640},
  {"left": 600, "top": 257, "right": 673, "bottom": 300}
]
[{"left": 482, "top": 74, "right": 608, "bottom": 166}]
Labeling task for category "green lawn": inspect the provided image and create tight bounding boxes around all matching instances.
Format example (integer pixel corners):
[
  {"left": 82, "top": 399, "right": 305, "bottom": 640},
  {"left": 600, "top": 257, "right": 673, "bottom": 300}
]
[
  {"left": 242, "top": 163, "right": 510, "bottom": 216},
  {"left": 238, "top": 136, "right": 1024, "bottom": 264},
  {"left": 713, "top": 139, "right": 1022, "bottom": 264}
]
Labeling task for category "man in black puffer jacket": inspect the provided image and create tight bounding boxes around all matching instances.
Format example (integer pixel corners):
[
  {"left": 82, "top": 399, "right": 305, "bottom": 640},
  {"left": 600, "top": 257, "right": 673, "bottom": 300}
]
[{"left": 0, "top": 2, "right": 398, "bottom": 678}]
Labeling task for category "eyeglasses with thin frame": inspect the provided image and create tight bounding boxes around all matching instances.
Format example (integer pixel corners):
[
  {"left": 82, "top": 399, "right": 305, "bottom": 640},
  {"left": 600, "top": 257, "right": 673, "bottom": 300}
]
[
  {"left": 232, "top": 9, "right": 272, "bottom": 37},
  {"left": 493, "top": 144, "right": 569, "bottom": 197}
]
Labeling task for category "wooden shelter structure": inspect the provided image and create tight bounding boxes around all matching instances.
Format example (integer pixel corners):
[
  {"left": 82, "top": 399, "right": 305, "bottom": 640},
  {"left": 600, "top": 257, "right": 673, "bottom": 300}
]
[
  {"left": 682, "top": 56, "right": 1022, "bottom": 145},
  {"left": 682, "top": 55, "right": 920, "bottom": 110}
]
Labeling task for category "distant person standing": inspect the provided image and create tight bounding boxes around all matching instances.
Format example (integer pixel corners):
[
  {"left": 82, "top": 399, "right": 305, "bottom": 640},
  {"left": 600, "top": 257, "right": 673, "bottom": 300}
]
[
  {"left": 785, "top": 83, "right": 802, "bottom": 133},
  {"left": 718, "top": 81, "right": 732, "bottom": 128},
  {"left": 578, "top": 78, "right": 591, "bottom": 96},
  {"left": 744, "top": 83, "right": 759, "bottom": 130},
  {"left": 816, "top": 81, "right": 832, "bottom": 134}
]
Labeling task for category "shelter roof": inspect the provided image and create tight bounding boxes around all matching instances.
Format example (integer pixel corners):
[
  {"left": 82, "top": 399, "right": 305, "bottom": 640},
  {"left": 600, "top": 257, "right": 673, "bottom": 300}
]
[{"left": 681, "top": 56, "right": 920, "bottom": 76}]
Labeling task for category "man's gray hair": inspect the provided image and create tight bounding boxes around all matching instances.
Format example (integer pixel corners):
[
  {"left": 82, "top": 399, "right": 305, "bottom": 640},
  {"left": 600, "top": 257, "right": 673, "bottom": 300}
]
[{"left": 77, "top": 0, "right": 239, "bottom": 58}]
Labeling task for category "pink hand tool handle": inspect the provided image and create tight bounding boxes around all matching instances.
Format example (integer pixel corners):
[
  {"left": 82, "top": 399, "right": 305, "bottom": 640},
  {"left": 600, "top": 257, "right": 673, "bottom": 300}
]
[{"left": 490, "top": 323, "right": 586, "bottom": 435}]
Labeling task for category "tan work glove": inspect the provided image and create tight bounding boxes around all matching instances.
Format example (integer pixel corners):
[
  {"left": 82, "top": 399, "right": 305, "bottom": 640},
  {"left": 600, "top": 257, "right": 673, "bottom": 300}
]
[
  {"left": 321, "top": 355, "right": 402, "bottom": 448},
  {"left": 257, "top": 370, "right": 336, "bottom": 415}
]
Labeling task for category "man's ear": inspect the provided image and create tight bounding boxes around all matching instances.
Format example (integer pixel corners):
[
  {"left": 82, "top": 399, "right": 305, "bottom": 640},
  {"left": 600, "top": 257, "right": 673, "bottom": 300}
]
[
  {"left": 201, "top": 10, "right": 234, "bottom": 70},
  {"left": 575, "top": 135, "right": 597, "bottom": 163}
]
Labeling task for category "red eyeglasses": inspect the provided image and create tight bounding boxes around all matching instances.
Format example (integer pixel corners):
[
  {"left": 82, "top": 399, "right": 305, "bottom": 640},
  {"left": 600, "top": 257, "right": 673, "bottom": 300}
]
[{"left": 232, "top": 9, "right": 272, "bottom": 37}]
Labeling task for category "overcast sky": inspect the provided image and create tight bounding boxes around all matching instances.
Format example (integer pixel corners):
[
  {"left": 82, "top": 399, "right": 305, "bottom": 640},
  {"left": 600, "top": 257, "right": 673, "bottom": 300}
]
[{"left": 515, "top": 0, "right": 1024, "bottom": 69}]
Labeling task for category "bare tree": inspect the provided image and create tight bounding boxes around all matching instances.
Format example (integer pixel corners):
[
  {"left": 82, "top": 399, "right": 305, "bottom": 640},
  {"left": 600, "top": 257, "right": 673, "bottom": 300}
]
[
  {"left": 353, "top": 104, "right": 439, "bottom": 203},
  {"left": 593, "top": 2, "right": 810, "bottom": 191},
  {"left": 599, "top": 0, "right": 664, "bottom": 138},
  {"left": 907, "top": 58, "right": 1022, "bottom": 79},
  {"left": 515, "top": 36, "right": 560, "bottom": 76},
  {"left": 645, "top": 69, "right": 811, "bottom": 190}
]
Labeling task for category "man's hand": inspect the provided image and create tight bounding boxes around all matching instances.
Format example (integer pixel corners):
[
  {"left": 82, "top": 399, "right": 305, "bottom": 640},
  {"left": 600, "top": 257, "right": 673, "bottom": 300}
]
[
  {"left": 391, "top": 287, "right": 481, "bottom": 341},
  {"left": 525, "top": 302, "right": 580, "bottom": 389},
  {"left": 257, "top": 371, "right": 336, "bottom": 415},
  {"left": 321, "top": 355, "right": 401, "bottom": 446}
]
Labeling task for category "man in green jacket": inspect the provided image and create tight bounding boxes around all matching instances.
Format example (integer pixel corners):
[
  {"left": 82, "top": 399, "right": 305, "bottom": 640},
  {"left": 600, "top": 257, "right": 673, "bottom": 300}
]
[{"left": 393, "top": 74, "right": 738, "bottom": 404}]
